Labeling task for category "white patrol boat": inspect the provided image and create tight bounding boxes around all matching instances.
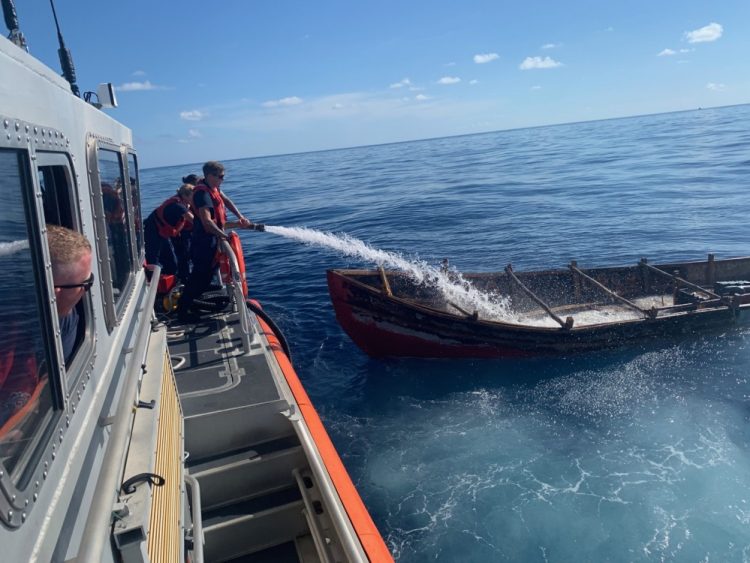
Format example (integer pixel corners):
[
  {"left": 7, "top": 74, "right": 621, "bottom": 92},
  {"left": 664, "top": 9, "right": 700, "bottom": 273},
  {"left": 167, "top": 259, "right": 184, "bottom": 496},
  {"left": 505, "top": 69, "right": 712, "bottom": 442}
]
[{"left": 0, "top": 2, "right": 392, "bottom": 561}]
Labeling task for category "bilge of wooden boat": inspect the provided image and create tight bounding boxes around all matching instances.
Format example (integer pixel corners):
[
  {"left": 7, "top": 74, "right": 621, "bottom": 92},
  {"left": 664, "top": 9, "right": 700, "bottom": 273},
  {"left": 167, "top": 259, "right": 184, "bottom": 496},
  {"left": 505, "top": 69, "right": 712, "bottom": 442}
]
[{"left": 327, "top": 255, "right": 750, "bottom": 358}]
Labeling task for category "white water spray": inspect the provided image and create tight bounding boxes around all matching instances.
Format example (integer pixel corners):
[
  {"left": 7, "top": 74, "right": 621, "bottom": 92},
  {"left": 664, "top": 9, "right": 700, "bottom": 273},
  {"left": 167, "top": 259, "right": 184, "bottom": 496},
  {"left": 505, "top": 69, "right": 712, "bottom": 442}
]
[
  {"left": 264, "top": 225, "right": 516, "bottom": 321},
  {"left": 0, "top": 239, "right": 29, "bottom": 257}
]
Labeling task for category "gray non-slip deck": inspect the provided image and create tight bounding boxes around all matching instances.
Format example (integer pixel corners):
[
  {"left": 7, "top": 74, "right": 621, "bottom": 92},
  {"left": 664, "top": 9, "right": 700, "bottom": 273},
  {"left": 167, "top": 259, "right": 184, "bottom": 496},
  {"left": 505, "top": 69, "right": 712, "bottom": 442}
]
[{"left": 167, "top": 310, "right": 282, "bottom": 417}]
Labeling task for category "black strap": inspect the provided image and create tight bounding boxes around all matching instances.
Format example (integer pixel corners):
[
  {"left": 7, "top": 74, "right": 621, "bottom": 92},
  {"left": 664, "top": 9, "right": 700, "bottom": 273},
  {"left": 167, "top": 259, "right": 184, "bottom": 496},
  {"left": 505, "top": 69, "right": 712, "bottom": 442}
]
[{"left": 121, "top": 473, "right": 165, "bottom": 494}]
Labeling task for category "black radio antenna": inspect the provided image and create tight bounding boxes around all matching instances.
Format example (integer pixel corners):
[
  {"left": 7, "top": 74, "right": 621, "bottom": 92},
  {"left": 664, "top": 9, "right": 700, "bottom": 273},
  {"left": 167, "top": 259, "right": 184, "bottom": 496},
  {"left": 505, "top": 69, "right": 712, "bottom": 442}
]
[
  {"left": 49, "top": 0, "right": 79, "bottom": 97},
  {"left": 2, "top": 0, "right": 27, "bottom": 50}
]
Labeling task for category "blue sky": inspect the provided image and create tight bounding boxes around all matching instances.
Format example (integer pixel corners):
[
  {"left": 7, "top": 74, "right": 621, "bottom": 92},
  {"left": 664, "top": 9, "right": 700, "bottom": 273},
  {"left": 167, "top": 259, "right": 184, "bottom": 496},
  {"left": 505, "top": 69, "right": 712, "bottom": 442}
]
[{"left": 15, "top": 0, "right": 750, "bottom": 168}]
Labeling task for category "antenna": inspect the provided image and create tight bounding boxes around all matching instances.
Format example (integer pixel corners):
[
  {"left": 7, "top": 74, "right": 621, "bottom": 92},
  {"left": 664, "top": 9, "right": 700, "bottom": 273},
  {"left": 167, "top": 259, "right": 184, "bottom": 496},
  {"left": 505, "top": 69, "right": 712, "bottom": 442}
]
[
  {"left": 2, "top": 0, "right": 27, "bottom": 50},
  {"left": 49, "top": 0, "right": 79, "bottom": 97}
]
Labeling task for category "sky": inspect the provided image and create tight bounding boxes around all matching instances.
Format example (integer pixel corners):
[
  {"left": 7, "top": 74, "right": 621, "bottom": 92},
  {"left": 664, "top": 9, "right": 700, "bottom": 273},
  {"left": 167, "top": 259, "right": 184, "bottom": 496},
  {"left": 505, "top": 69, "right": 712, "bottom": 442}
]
[{"left": 13, "top": 0, "right": 750, "bottom": 169}]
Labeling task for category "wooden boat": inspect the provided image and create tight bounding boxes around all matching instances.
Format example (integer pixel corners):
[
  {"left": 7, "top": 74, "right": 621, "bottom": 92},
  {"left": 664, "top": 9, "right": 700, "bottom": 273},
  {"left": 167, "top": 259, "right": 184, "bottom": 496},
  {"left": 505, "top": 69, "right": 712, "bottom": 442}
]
[
  {"left": 327, "top": 255, "right": 750, "bottom": 358},
  {"left": 0, "top": 5, "right": 391, "bottom": 561}
]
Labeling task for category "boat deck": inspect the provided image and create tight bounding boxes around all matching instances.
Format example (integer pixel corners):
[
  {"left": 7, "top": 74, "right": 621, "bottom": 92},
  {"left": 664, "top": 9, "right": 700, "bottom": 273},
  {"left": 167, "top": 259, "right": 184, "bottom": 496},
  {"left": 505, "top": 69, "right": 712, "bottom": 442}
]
[
  {"left": 168, "top": 311, "right": 281, "bottom": 414},
  {"left": 165, "top": 308, "right": 315, "bottom": 562}
]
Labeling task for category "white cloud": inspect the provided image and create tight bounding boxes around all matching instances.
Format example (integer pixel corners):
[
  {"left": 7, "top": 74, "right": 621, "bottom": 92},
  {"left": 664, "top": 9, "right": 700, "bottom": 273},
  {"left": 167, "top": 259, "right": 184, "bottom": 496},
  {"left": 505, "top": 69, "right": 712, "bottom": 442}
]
[
  {"left": 541, "top": 43, "right": 561, "bottom": 50},
  {"left": 415, "top": 94, "right": 429, "bottom": 101},
  {"left": 188, "top": 129, "right": 201, "bottom": 138},
  {"left": 389, "top": 78, "right": 412, "bottom": 89},
  {"left": 706, "top": 82, "right": 726, "bottom": 91},
  {"left": 180, "top": 110, "right": 204, "bottom": 121},
  {"left": 438, "top": 76, "right": 461, "bottom": 85},
  {"left": 445, "top": 62, "right": 456, "bottom": 67},
  {"left": 332, "top": 103, "right": 345, "bottom": 110},
  {"left": 658, "top": 48, "right": 676, "bottom": 57},
  {"left": 117, "top": 80, "right": 164, "bottom": 92},
  {"left": 680, "top": 48, "right": 694, "bottom": 53},
  {"left": 531, "top": 85, "right": 542, "bottom": 90},
  {"left": 685, "top": 22, "right": 723, "bottom": 43},
  {"left": 519, "top": 56, "right": 563, "bottom": 70},
  {"left": 132, "top": 70, "right": 146, "bottom": 77},
  {"left": 262, "top": 96, "right": 303, "bottom": 108},
  {"left": 469, "top": 79, "right": 478, "bottom": 85},
  {"left": 473, "top": 53, "right": 499, "bottom": 64}
]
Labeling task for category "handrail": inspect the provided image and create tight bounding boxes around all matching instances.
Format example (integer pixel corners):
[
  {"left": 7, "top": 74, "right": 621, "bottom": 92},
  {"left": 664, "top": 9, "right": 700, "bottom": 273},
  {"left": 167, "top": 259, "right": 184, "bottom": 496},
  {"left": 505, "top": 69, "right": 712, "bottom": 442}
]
[
  {"left": 292, "top": 468, "right": 334, "bottom": 563},
  {"left": 569, "top": 262, "right": 654, "bottom": 319},
  {"left": 184, "top": 474, "right": 204, "bottom": 563},
  {"left": 286, "top": 414, "right": 368, "bottom": 561},
  {"left": 257, "top": 315, "right": 388, "bottom": 561},
  {"left": 219, "top": 235, "right": 253, "bottom": 353},
  {"left": 505, "top": 264, "right": 573, "bottom": 329},
  {"left": 639, "top": 259, "right": 721, "bottom": 300},
  {"left": 77, "top": 266, "right": 161, "bottom": 561}
]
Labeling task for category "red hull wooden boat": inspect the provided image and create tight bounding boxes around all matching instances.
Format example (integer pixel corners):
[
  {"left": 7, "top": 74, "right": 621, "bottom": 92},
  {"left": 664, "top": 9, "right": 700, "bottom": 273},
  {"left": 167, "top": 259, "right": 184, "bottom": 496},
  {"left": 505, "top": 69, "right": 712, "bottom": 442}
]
[{"left": 327, "top": 255, "right": 750, "bottom": 358}]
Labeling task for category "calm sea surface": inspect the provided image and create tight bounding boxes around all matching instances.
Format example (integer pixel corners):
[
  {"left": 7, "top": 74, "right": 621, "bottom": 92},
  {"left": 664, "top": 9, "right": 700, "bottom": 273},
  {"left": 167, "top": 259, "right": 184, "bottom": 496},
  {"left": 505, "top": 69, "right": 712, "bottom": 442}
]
[{"left": 142, "top": 106, "right": 750, "bottom": 562}]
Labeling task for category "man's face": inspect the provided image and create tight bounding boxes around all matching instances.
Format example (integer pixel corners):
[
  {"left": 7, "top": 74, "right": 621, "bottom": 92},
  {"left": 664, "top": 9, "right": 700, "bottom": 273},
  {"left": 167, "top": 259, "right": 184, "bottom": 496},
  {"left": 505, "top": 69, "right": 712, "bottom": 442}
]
[
  {"left": 206, "top": 171, "right": 225, "bottom": 189},
  {"left": 54, "top": 251, "right": 93, "bottom": 317}
]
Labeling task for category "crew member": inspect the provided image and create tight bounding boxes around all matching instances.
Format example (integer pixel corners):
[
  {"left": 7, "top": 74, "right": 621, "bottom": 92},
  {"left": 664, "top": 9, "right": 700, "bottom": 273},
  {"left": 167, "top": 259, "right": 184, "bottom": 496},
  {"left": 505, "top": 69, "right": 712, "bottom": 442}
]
[
  {"left": 144, "top": 184, "right": 194, "bottom": 278},
  {"left": 176, "top": 161, "right": 256, "bottom": 322},
  {"left": 1, "top": 226, "right": 92, "bottom": 431},
  {"left": 48, "top": 224, "right": 93, "bottom": 363},
  {"left": 173, "top": 174, "right": 201, "bottom": 280}
]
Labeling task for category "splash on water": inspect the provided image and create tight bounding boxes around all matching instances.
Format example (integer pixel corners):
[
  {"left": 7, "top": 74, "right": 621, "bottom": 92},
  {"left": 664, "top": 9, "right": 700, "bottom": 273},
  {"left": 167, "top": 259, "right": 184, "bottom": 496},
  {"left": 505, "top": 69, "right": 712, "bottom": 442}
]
[
  {"left": 265, "top": 225, "right": 516, "bottom": 321},
  {"left": 0, "top": 240, "right": 29, "bottom": 257},
  {"left": 263, "top": 225, "right": 655, "bottom": 327}
]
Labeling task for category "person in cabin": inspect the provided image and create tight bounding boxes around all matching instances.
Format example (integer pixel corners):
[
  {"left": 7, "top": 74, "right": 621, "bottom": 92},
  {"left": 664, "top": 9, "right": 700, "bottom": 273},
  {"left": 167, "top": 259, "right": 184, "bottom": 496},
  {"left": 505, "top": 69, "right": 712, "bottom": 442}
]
[
  {"left": 48, "top": 224, "right": 93, "bottom": 364},
  {"left": 102, "top": 181, "right": 129, "bottom": 282},
  {"left": 0, "top": 226, "right": 91, "bottom": 435},
  {"left": 176, "top": 161, "right": 257, "bottom": 322},
  {"left": 143, "top": 183, "right": 194, "bottom": 280}
]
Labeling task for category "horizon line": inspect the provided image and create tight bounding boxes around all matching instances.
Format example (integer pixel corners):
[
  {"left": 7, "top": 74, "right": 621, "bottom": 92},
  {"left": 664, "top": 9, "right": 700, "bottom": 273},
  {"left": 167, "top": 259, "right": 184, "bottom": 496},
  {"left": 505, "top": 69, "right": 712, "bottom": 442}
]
[{"left": 143, "top": 101, "right": 750, "bottom": 172}]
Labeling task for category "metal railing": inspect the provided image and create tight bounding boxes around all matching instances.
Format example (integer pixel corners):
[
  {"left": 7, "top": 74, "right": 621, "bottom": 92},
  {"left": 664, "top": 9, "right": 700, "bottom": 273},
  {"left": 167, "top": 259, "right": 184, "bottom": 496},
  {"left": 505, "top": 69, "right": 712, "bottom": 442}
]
[{"left": 219, "top": 236, "right": 254, "bottom": 353}]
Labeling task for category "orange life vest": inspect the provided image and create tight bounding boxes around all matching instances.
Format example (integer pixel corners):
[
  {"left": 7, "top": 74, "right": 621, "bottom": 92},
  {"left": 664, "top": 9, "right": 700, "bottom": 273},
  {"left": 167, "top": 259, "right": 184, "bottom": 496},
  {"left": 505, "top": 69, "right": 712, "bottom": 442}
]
[
  {"left": 154, "top": 195, "right": 188, "bottom": 239},
  {"left": 193, "top": 183, "right": 226, "bottom": 229}
]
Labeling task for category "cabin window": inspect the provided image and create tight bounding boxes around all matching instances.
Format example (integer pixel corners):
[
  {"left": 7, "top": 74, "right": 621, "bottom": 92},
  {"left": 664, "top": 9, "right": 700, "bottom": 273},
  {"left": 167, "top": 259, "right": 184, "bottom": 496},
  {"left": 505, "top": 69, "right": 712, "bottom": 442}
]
[
  {"left": 37, "top": 152, "right": 94, "bottom": 386},
  {"left": 0, "top": 149, "right": 58, "bottom": 483},
  {"left": 126, "top": 152, "right": 144, "bottom": 258},
  {"left": 97, "top": 148, "right": 134, "bottom": 301}
]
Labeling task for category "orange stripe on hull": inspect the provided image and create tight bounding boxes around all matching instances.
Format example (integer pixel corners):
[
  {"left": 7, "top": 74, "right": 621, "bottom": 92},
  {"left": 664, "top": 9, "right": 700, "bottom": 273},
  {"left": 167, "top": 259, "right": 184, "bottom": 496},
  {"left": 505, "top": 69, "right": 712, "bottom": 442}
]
[{"left": 252, "top": 302, "right": 393, "bottom": 562}]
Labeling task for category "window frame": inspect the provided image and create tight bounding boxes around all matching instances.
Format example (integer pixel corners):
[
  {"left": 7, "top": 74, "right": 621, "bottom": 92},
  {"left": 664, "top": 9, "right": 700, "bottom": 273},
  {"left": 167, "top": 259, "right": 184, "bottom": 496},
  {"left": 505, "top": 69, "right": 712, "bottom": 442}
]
[
  {"left": 0, "top": 145, "right": 65, "bottom": 523},
  {"left": 88, "top": 139, "right": 138, "bottom": 331},
  {"left": 35, "top": 151, "right": 96, "bottom": 392},
  {"left": 124, "top": 151, "right": 144, "bottom": 262}
]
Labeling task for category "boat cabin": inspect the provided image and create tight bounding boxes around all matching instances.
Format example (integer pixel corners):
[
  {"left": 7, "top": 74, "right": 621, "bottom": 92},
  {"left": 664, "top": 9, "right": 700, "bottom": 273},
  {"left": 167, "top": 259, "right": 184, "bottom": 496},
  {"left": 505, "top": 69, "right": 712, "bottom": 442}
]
[{"left": 0, "top": 16, "right": 390, "bottom": 563}]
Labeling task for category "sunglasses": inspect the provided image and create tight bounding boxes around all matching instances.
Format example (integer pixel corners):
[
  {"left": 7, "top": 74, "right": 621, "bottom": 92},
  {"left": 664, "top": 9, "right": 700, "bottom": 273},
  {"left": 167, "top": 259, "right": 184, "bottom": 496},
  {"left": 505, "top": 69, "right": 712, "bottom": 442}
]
[{"left": 55, "top": 272, "right": 95, "bottom": 291}]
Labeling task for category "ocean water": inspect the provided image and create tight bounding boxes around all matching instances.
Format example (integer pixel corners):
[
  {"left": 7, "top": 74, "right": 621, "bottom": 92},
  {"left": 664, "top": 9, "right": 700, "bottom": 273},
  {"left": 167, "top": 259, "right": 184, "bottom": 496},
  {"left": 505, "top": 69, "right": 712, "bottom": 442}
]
[{"left": 141, "top": 105, "right": 750, "bottom": 562}]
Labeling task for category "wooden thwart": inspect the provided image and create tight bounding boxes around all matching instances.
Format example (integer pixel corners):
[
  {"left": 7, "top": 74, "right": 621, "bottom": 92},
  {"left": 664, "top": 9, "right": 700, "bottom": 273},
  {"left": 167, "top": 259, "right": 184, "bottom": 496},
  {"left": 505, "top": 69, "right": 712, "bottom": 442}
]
[
  {"left": 447, "top": 300, "right": 476, "bottom": 318},
  {"left": 639, "top": 259, "right": 721, "bottom": 300},
  {"left": 569, "top": 261, "right": 655, "bottom": 319},
  {"left": 378, "top": 265, "right": 393, "bottom": 297},
  {"left": 505, "top": 265, "right": 573, "bottom": 329}
]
